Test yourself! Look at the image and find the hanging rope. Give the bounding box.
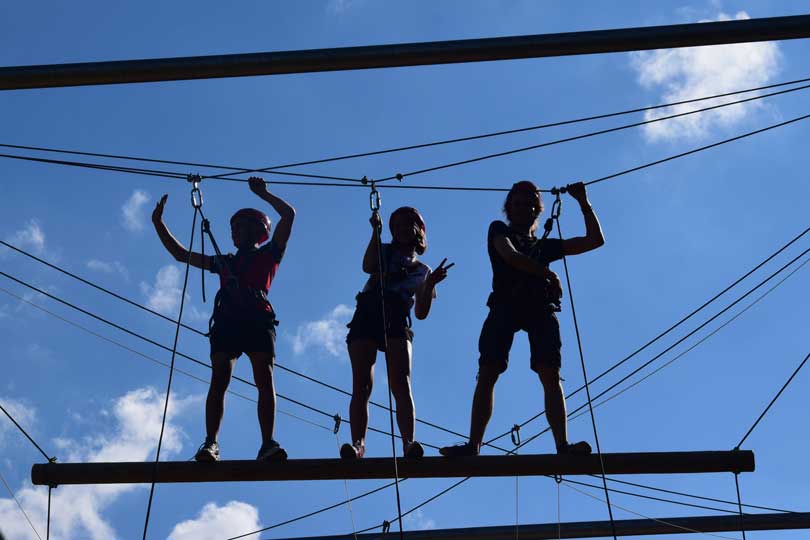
[552,189,617,539]
[734,472,747,540]
[556,474,562,540]
[46,486,52,540]
[141,178,200,540]
[368,181,405,540]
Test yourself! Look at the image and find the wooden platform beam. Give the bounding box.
[282,511,810,540]
[2,15,810,90]
[31,450,753,486]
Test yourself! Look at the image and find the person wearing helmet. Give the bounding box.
[341,207,452,460]
[439,181,604,458]
[151,176,295,462]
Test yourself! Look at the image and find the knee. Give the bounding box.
[389,374,412,400]
[476,364,500,389]
[353,378,373,400]
[538,368,561,389]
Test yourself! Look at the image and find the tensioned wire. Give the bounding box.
[348,241,809,537]
[0,468,43,540]
[0,238,495,450]
[3,108,810,197]
[4,75,807,181]
[2,243,802,535]
[0,285,337,434]
[484,225,809,445]
[141,205,198,539]
[0,269,437,449]
[2,80,810,194]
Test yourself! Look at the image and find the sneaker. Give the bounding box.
[195,440,220,462]
[257,440,288,462]
[340,440,365,460]
[557,441,592,455]
[439,442,478,457]
[404,440,424,459]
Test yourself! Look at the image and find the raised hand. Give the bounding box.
[248,176,269,197]
[369,211,382,231]
[427,257,454,286]
[565,181,588,204]
[152,194,168,224]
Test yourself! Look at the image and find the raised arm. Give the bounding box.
[361,212,382,274]
[151,194,211,270]
[492,234,558,281]
[249,177,296,252]
[560,182,605,256]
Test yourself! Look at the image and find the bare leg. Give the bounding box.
[247,352,276,445]
[386,338,414,450]
[469,363,501,451]
[537,366,568,449]
[206,352,238,441]
[348,339,377,446]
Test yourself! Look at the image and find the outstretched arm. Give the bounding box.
[151,194,211,270]
[414,258,452,320]
[560,182,605,256]
[361,212,382,274]
[249,177,296,252]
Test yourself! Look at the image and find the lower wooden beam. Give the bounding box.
[31,450,753,486]
[284,511,810,540]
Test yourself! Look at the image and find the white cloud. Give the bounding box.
[403,509,436,530]
[288,304,353,358]
[0,387,200,540]
[168,501,262,540]
[86,259,130,282]
[141,264,182,316]
[3,220,45,255]
[121,189,150,232]
[0,396,37,448]
[631,11,782,142]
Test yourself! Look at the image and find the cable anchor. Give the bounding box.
[510,424,521,446]
[188,174,203,209]
[333,413,342,434]
[381,520,391,536]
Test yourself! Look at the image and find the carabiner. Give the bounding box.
[188,174,203,209]
[510,424,521,446]
[369,181,381,212]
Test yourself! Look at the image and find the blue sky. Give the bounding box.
[1,1,809,539]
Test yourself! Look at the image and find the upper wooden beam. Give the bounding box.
[283,511,810,540]
[31,450,754,486]
[2,15,810,90]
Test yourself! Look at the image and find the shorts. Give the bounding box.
[346,291,413,352]
[209,313,277,360]
[478,293,561,374]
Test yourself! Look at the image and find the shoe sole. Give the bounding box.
[340,444,360,460]
[405,444,424,459]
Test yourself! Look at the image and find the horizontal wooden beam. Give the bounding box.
[284,511,810,540]
[2,15,810,90]
[31,450,753,486]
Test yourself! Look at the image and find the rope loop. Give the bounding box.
[510,424,521,446]
[333,413,342,434]
[554,474,563,484]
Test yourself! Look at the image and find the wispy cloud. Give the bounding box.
[121,189,150,232]
[3,220,45,255]
[86,259,130,282]
[0,387,200,540]
[0,396,36,448]
[404,509,436,530]
[287,304,353,358]
[168,501,262,540]
[631,11,782,142]
[140,264,183,315]
[326,0,363,14]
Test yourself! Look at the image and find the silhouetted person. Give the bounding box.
[152,177,295,462]
[342,207,451,459]
[440,181,604,457]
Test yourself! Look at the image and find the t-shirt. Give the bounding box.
[361,243,433,310]
[487,220,563,303]
[209,241,285,313]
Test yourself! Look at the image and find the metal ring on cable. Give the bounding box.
[188,174,203,209]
